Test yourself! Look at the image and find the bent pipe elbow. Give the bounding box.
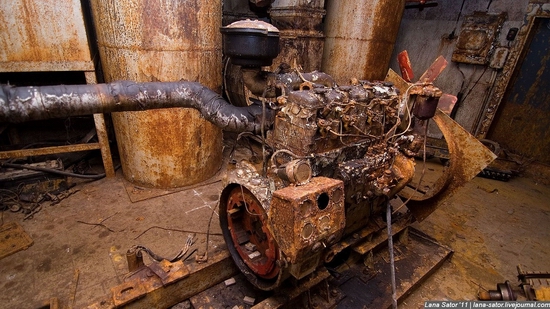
[0,81,270,134]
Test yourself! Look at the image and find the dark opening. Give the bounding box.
[317,192,330,210]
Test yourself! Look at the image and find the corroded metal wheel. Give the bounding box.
[219,185,282,290]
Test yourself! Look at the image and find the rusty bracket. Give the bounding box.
[88,249,238,309]
[111,259,190,307]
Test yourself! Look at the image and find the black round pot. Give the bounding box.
[221,22,280,67]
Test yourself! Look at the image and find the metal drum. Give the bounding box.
[90,0,223,188]
[321,0,405,84]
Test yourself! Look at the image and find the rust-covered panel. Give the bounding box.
[268,177,345,264]
[451,12,507,65]
[0,0,93,72]
[488,17,550,165]
[322,0,406,84]
[270,3,326,72]
[90,0,223,188]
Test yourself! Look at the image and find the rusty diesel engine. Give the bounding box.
[214,19,496,291]
[219,78,420,290]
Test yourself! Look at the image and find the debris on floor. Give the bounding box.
[0,221,33,259]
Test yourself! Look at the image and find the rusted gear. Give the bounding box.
[220,185,281,289]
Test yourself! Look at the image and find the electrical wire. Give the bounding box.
[393,120,430,214]
[260,87,269,176]
[328,129,377,139]
[391,84,416,139]
[223,57,233,106]
[449,0,468,38]
[203,202,218,259]
[269,149,309,169]
[0,188,19,213]
[133,234,195,262]
[387,199,398,309]
[239,184,261,217]
[461,66,489,105]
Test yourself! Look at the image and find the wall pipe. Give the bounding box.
[0,81,270,133]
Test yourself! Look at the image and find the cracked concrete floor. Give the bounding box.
[0,160,549,309]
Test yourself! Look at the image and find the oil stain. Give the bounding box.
[36,258,51,272]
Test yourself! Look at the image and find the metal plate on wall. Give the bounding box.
[452,12,507,65]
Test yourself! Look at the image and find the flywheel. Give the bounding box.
[219,185,282,290]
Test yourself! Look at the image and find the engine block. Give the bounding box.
[219,78,421,289]
[268,81,400,156]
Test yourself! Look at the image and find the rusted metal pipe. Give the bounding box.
[241,69,337,97]
[0,81,271,133]
[126,248,145,272]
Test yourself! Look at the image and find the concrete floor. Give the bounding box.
[0,158,549,309]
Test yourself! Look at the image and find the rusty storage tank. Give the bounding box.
[321,0,405,84]
[269,0,325,71]
[89,0,223,188]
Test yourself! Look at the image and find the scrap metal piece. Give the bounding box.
[451,12,507,65]
[243,296,255,305]
[224,277,237,286]
[517,265,550,301]
[88,250,238,309]
[478,281,517,301]
[437,93,458,116]
[0,222,33,259]
[111,259,190,307]
[401,109,497,221]
[419,55,447,83]
[126,248,144,273]
[268,177,345,266]
[397,50,414,82]
[251,268,332,309]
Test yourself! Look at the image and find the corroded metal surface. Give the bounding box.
[0,81,270,133]
[418,55,448,83]
[270,0,326,71]
[486,17,550,165]
[268,81,400,156]
[322,0,406,84]
[0,143,100,160]
[87,250,239,309]
[92,114,115,178]
[219,77,419,290]
[476,5,550,139]
[89,0,223,89]
[111,260,190,307]
[269,177,345,266]
[112,109,222,188]
[402,109,497,221]
[226,186,280,279]
[397,50,414,82]
[89,0,223,188]
[451,12,507,65]
[0,0,93,72]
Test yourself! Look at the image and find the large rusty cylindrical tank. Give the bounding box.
[269,0,325,72]
[321,0,405,84]
[89,0,223,188]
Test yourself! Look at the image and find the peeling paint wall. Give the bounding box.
[487,16,550,164]
[390,0,531,138]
